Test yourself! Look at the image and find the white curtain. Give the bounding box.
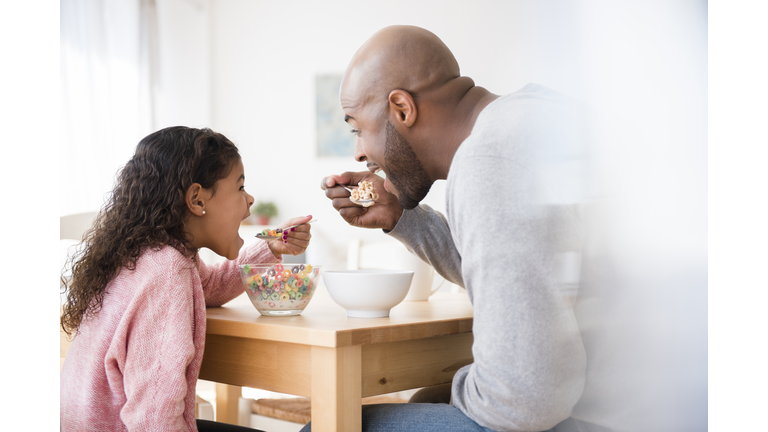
[60,0,158,216]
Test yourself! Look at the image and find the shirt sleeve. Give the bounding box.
[447,154,587,431]
[118,260,197,431]
[197,240,282,307]
[387,204,465,288]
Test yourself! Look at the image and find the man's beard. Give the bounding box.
[384,121,433,210]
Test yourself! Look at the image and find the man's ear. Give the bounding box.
[388,89,417,127]
[186,183,206,216]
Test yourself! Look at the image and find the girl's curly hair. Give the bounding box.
[61,126,241,336]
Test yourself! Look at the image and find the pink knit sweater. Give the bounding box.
[60,242,280,431]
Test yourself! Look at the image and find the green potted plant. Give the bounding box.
[253,201,278,225]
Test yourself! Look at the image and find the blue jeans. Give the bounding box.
[299,403,494,432]
[298,403,610,432]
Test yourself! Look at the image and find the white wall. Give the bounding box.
[207,0,592,269]
[155,0,212,129]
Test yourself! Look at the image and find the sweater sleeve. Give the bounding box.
[197,240,282,307]
[117,257,197,431]
[387,204,465,287]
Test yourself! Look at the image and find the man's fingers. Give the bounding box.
[320,176,335,190]
[338,205,367,222]
[320,174,354,191]
[325,185,353,202]
[331,195,366,212]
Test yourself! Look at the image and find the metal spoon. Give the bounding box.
[341,186,376,206]
[254,220,317,241]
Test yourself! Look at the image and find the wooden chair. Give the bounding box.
[243,394,408,431]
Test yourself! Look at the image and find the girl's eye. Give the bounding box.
[350,129,360,135]
[240,185,246,191]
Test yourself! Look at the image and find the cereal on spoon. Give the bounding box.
[350,180,379,207]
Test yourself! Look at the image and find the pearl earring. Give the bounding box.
[202,210,206,215]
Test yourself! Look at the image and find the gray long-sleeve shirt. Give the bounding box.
[388,84,590,431]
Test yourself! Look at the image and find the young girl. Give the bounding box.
[60,126,312,432]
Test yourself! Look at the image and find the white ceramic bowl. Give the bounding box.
[322,270,414,318]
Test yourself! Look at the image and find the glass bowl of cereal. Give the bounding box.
[239,263,322,316]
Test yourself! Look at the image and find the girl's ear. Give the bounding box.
[186,183,206,216]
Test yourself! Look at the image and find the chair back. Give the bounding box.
[60,212,99,306]
[60,211,99,240]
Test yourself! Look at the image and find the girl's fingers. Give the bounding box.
[280,228,311,255]
[283,236,310,248]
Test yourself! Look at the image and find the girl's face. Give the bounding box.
[200,159,254,260]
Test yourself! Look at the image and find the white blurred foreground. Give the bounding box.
[565,2,706,431]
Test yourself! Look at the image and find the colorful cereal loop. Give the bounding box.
[270,292,280,301]
[243,264,251,273]
[276,274,283,282]
[305,264,313,273]
[296,279,304,288]
[283,269,291,279]
[268,302,275,308]
[295,292,303,300]
[275,264,284,273]
[279,293,290,302]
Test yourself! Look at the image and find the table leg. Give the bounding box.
[215,383,242,425]
[311,345,362,431]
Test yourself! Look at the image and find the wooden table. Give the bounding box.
[199,285,474,431]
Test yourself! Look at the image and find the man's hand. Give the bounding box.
[266,215,313,258]
[320,171,403,231]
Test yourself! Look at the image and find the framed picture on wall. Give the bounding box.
[316,74,356,157]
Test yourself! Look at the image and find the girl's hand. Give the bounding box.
[266,215,313,258]
[321,172,404,231]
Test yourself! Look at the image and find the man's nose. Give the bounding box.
[354,139,367,162]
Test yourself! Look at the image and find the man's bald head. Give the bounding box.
[341,25,460,110]
[338,26,497,198]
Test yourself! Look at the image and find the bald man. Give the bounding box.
[316,26,601,432]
